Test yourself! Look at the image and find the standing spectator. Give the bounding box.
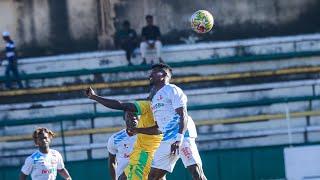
[115,20,138,66]
[140,15,164,65]
[1,31,23,89]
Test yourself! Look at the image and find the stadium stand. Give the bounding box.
[1,34,320,179]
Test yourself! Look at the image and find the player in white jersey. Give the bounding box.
[20,127,71,180]
[107,111,138,180]
[148,63,207,180]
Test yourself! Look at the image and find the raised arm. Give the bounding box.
[132,125,162,135]
[86,87,137,112]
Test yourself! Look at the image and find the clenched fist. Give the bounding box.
[85,87,96,99]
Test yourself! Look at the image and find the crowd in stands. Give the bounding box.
[115,15,163,65]
[1,14,163,90]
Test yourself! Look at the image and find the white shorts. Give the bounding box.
[151,137,202,173]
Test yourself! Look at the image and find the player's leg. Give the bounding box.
[187,164,207,180]
[180,137,207,180]
[148,167,167,180]
[118,172,127,180]
[149,142,179,180]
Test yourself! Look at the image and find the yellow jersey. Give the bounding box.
[125,101,163,180]
[133,100,163,151]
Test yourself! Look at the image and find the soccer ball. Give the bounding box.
[191,10,214,33]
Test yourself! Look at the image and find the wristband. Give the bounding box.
[176,133,184,142]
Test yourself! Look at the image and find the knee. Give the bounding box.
[148,169,166,180]
[155,41,162,48]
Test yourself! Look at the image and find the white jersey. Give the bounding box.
[21,149,65,180]
[107,129,137,179]
[151,84,197,142]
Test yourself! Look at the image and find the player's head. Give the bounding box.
[145,15,153,25]
[149,63,172,85]
[32,127,55,148]
[2,31,10,41]
[122,20,130,29]
[123,111,138,130]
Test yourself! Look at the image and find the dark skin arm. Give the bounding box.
[86,87,137,112]
[108,153,117,180]
[131,125,162,135]
[19,172,28,180]
[171,107,188,155]
[57,168,72,180]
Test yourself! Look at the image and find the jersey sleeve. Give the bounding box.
[21,156,33,175]
[170,86,187,109]
[107,135,117,155]
[56,151,65,170]
[134,101,150,115]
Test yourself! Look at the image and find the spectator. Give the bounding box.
[1,31,23,89]
[115,20,138,66]
[140,15,164,65]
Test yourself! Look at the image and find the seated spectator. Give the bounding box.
[114,20,138,66]
[1,31,23,89]
[140,15,163,64]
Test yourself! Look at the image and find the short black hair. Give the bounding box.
[152,63,173,76]
[145,15,153,20]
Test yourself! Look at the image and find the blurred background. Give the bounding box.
[1,0,320,179]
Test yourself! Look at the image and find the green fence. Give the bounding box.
[0,145,286,180]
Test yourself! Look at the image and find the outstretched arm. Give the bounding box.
[132,125,162,135]
[86,87,137,112]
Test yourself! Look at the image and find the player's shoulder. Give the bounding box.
[49,149,62,156]
[112,129,127,137]
[164,84,183,92]
[29,150,42,160]
[136,100,151,107]
[110,129,129,145]
[165,83,181,89]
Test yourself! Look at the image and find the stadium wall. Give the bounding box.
[0,144,287,180]
[0,0,319,57]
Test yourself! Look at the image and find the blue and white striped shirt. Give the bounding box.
[5,41,16,58]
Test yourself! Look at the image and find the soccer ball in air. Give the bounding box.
[190,10,214,33]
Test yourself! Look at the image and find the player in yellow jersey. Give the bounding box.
[86,87,163,180]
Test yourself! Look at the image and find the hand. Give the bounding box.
[85,87,96,99]
[127,120,138,132]
[127,127,137,134]
[170,141,181,155]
